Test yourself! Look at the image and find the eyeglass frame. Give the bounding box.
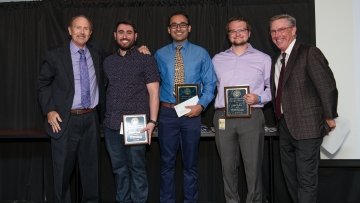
[270,26,294,35]
[169,22,189,30]
[228,28,249,35]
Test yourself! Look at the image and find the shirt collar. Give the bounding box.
[70,40,88,55]
[171,40,189,50]
[116,46,137,57]
[284,39,296,56]
[225,43,255,55]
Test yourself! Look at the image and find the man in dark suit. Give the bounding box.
[37,15,105,203]
[269,14,338,203]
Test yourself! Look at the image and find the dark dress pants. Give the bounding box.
[51,111,100,203]
[158,106,201,203]
[278,117,323,203]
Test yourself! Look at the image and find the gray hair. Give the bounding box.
[269,14,296,27]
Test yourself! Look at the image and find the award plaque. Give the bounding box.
[224,86,251,118]
[123,114,148,145]
[175,84,199,104]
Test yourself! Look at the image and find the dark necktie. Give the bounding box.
[79,49,91,108]
[174,45,185,89]
[275,53,286,120]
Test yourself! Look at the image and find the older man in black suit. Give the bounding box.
[38,15,105,203]
[269,14,338,203]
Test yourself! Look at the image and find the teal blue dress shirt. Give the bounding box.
[154,40,216,108]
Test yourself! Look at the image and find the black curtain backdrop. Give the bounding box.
[4,1,359,203]
[0,0,316,129]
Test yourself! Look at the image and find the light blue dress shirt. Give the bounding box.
[155,40,216,108]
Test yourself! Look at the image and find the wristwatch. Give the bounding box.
[148,119,158,127]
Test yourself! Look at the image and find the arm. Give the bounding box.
[144,81,159,144]
[306,46,338,119]
[307,46,338,131]
[186,52,216,117]
[244,55,272,105]
[197,53,216,109]
[37,51,62,133]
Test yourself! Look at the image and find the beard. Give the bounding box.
[118,39,135,51]
[232,40,247,46]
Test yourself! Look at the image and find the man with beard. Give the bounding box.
[212,17,271,203]
[102,20,160,203]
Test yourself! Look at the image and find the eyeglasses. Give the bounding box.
[228,28,248,35]
[270,26,293,35]
[169,23,189,30]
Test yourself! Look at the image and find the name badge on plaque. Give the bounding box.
[224,86,251,118]
[123,114,148,145]
[175,84,199,104]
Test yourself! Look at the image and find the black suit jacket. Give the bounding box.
[37,43,105,139]
[270,41,338,140]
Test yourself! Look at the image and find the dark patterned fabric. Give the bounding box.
[270,41,338,140]
[103,47,160,130]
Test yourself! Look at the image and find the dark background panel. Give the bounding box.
[0,0,315,129]
[1,0,359,203]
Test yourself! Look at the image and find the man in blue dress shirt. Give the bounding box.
[154,11,216,203]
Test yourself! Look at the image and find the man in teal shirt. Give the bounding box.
[154,11,216,203]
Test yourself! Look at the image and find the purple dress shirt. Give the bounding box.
[70,41,99,109]
[212,43,271,109]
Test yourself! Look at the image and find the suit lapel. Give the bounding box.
[282,41,301,87]
[88,47,100,83]
[62,45,75,89]
[270,55,278,99]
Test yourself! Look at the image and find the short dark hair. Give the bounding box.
[68,15,93,31]
[114,20,137,33]
[269,14,296,27]
[168,11,191,26]
[226,16,251,32]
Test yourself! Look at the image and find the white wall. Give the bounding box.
[316,0,360,159]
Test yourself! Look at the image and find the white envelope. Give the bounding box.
[174,96,199,117]
[321,117,351,155]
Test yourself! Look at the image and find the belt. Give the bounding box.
[70,108,96,115]
[160,102,175,108]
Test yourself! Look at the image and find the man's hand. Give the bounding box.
[47,111,62,133]
[138,45,151,55]
[184,104,203,118]
[142,122,156,145]
[244,93,260,105]
[326,119,336,131]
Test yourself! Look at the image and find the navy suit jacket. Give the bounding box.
[37,43,105,139]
